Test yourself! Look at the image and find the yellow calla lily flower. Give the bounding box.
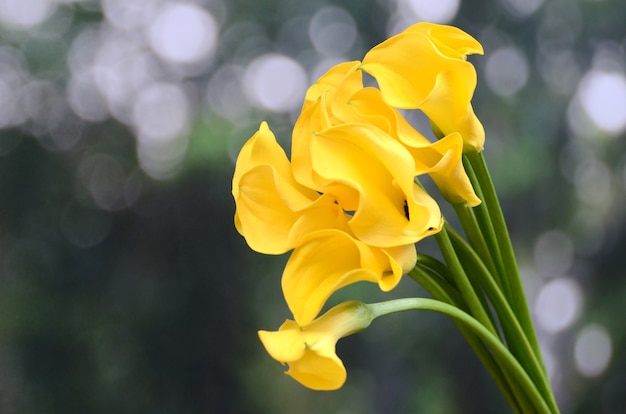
[295,61,481,207]
[234,122,418,326]
[361,22,485,152]
[258,300,373,391]
[410,22,484,58]
[348,87,481,207]
[295,67,446,242]
[308,122,443,247]
[302,60,362,113]
[233,122,347,254]
[402,132,482,207]
[282,229,416,325]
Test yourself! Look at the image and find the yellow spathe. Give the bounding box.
[258,301,373,391]
[232,122,345,254]
[361,22,485,152]
[282,230,416,325]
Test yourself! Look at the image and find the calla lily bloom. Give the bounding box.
[400,131,482,207]
[234,122,418,325]
[295,67,445,245]
[294,61,480,207]
[301,60,362,114]
[307,122,443,247]
[361,22,485,152]
[345,87,481,207]
[233,122,347,254]
[258,300,373,391]
[282,229,416,325]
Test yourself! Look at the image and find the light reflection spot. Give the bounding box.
[148,3,218,64]
[132,83,190,143]
[400,0,460,24]
[573,157,612,209]
[578,70,626,135]
[243,54,307,113]
[533,230,574,278]
[67,71,109,122]
[485,47,529,97]
[308,6,357,56]
[80,154,127,211]
[534,277,583,333]
[0,0,55,30]
[206,64,250,119]
[102,0,158,31]
[575,324,612,378]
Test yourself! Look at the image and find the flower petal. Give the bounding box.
[233,122,308,200]
[381,243,417,290]
[310,123,442,247]
[282,229,414,325]
[406,132,481,207]
[361,30,446,108]
[282,230,380,325]
[233,122,344,254]
[259,301,374,391]
[348,87,432,147]
[292,65,363,191]
[421,71,485,152]
[291,100,330,190]
[258,321,305,363]
[407,22,483,58]
[303,61,362,111]
[258,320,347,391]
[286,347,346,391]
[361,23,484,151]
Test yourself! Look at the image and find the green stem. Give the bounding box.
[453,203,498,280]
[409,266,524,413]
[435,226,498,337]
[466,151,545,372]
[367,298,553,413]
[409,265,465,310]
[462,156,510,298]
[416,253,456,287]
[446,226,560,413]
[416,253,497,338]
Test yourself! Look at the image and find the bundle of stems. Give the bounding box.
[383,151,559,413]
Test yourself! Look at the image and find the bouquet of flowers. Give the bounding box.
[232,22,559,413]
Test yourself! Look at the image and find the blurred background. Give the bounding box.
[0,0,624,412]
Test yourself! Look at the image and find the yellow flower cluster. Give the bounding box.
[232,22,484,390]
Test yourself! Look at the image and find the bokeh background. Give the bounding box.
[0,0,625,412]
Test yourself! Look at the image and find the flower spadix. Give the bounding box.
[258,300,373,391]
[361,22,485,152]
